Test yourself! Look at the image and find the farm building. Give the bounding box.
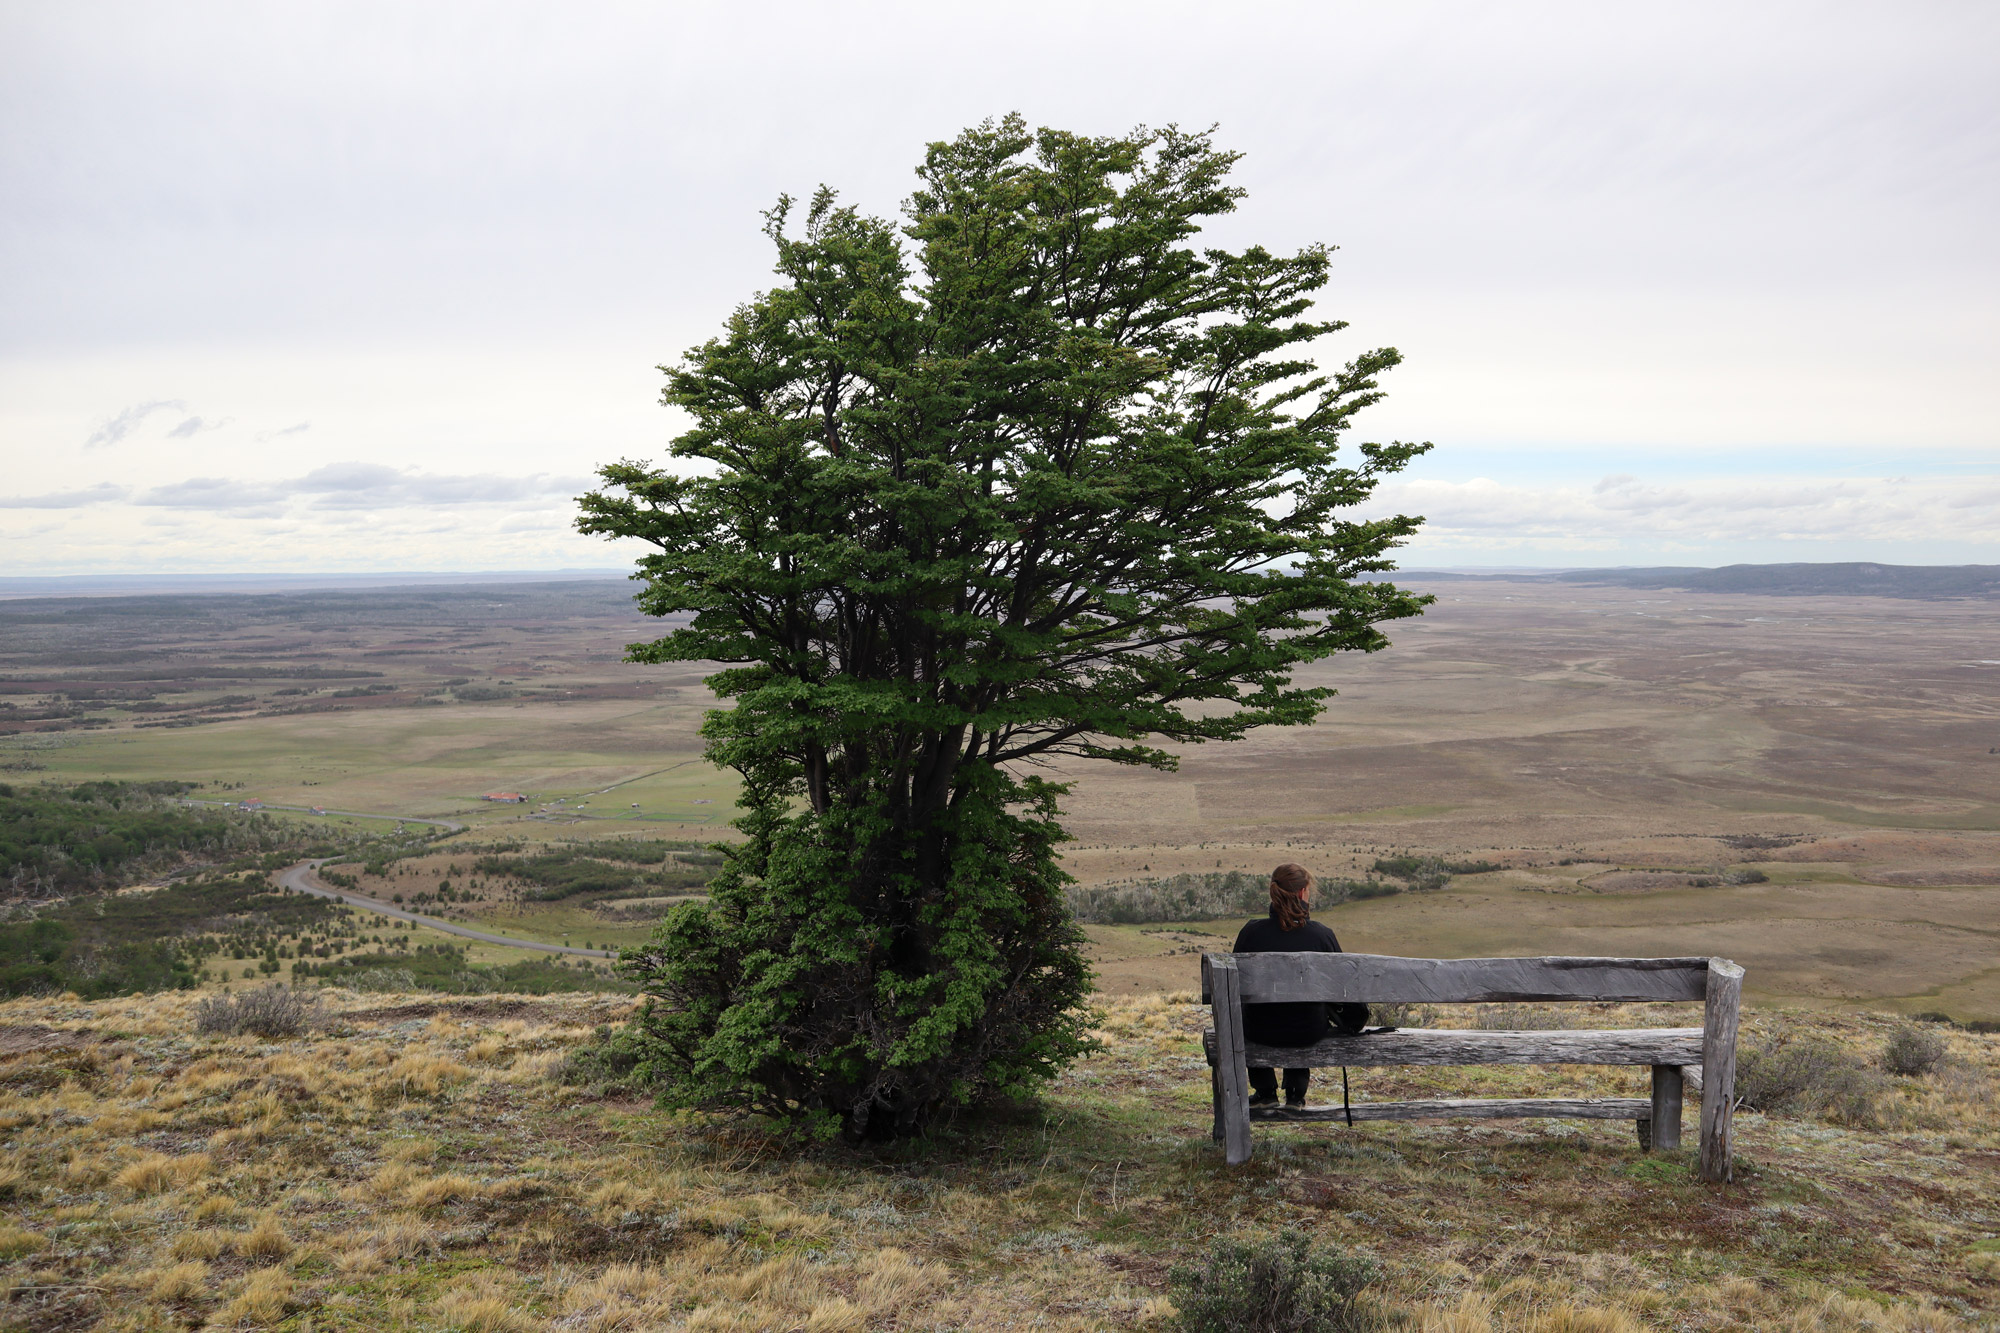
[482,792,528,803]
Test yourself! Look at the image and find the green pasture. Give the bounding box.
[0,698,741,827]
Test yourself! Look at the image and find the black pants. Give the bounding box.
[1249,1067,1310,1101]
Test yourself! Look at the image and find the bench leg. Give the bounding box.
[1210,1061,1224,1143]
[1210,956,1253,1164]
[1648,1065,1683,1152]
[1699,959,1743,1182]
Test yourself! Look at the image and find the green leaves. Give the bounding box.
[584,117,1429,1137]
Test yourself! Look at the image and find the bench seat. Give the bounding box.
[1201,1027,1704,1069]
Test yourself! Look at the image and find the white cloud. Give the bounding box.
[165,414,231,438]
[1373,473,2000,551]
[0,482,129,508]
[128,462,587,511]
[84,400,184,448]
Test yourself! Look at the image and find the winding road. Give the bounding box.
[277,859,616,959]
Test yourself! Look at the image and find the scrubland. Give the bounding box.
[2,990,1996,1331]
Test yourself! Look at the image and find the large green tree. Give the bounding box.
[578,116,1430,1140]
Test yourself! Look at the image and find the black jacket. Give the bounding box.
[1232,909,1370,1047]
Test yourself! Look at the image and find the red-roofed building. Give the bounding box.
[482,792,528,803]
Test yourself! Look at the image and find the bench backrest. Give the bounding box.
[1202,953,1713,1005]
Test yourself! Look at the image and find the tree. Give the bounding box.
[578,116,1431,1140]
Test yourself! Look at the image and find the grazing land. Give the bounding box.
[0,989,1994,1329]
[4,575,1999,1020]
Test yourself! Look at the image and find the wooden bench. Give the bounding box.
[1201,952,1743,1181]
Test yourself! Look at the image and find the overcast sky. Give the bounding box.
[3,0,1996,576]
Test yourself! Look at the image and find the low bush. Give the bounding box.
[347,967,419,993]
[470,850,712,901]
[193,984,322,1038]
[1882,1023,1948,1077]
[1368,1002,1436,1029]
[1168,1232,1378,1333]
[1066,872,1270,925]
[1369,855,1502,892]
[1735,1022,1885,1126]
[1471,1003,1579,1031]
[560,1022,654,1092]
[307,946,635,995]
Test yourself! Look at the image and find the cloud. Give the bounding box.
[255,422,311,441]
[1370,473,2000,549]
[133,476,281,509]
[0,483,130,509]
[129,462,588,511]
[85,400,185,448]
[165,414,232,438]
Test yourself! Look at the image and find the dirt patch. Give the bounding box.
[1098,1250,1173,1289]
[0,1024,91,1058]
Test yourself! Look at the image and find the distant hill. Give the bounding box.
[1398,562,2000,599]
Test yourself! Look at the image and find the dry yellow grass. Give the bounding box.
[1,986,1995,1331]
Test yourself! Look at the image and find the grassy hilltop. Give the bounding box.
[2,989,1995,1331]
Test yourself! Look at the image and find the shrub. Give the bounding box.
[560,1022,653,1092]
[1735,1022,1885,1125]
[1368,1002,1435,1029]
[348,967,419,993]
[1882,1023,1948,1077]
[193,984,321,1038]
[1169,1232,1378,1333]
[1472,1003,1578,1031]
[1067,872,1270,925]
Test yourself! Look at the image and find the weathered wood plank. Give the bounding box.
[1227,953,1711,1004]
[1246,1097,1651,1123]
[1239,1028,1702,1069]
[1699,958,1743,1183]
[1649,1065,1684,1153]
[1210,955,1254,1165]
[1202,1028,1704,1068]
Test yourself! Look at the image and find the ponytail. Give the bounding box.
[1269,863,1312,932]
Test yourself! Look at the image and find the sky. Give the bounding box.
[2,0,1996,576]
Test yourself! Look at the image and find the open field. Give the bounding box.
[5,576,1999,1018]
[1,988,1996,1330]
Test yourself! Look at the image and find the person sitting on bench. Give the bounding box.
[1232,863,1371,1107]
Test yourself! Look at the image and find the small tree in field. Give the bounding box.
[578,116,1430,1140]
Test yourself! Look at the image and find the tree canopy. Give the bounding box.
[579,116,1430,1139]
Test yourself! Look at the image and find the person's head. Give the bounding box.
[1270,863,1312,931]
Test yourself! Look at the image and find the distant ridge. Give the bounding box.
[0,569,628,600]
[1398,562,2000,600]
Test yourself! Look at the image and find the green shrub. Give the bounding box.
[561,1022,653,1092]
[1169,1232,1378,1333]
[1882,1023,1948,1077]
